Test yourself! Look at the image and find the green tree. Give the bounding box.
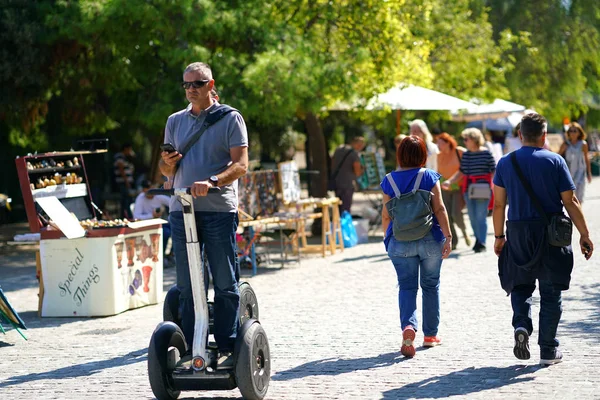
[242,0,434,196]
[424,0,511,102]
[486,0,600,125]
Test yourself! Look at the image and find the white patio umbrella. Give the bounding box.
[452,99,526,122]
[366,85,479,136]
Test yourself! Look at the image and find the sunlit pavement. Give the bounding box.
[1,182,599,399]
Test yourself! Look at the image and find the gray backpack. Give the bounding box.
[385,168,434,241]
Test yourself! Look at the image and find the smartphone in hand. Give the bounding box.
[160,143,177,153]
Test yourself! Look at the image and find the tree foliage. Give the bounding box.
[486,0,600,123]
[2,0,600,200]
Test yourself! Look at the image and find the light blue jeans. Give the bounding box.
[387,232,444,336]
[464,194,489,245]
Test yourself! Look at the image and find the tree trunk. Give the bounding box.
[304,111,328,198]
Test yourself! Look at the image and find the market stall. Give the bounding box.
[236,164,344,275]
[15,151,164,317]
[356,151,386,231]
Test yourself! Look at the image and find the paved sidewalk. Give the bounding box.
[1,183,600,399]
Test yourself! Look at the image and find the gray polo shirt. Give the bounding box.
[164,101,248,212]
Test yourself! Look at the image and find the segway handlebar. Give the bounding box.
[147,187,220,196]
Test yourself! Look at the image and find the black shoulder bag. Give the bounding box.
[328,148,354,191]
[179,104,238,156]
[164,104,238,188]
[510,152,572,247]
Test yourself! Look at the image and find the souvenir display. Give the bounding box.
[238,170,280,218]
[278,161,301,204]
[80,218,129,229]
[358,152,387,190]
[15,150,164,317]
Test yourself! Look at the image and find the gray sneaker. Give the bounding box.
[217,352,234,370]
[540,348,563,366]
[513,327,531,360]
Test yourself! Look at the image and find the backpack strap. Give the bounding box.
[411,168,426,193]
[386,173,402,197]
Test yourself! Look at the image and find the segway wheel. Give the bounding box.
[163,285,181,327]
[235,322,270,400]
[148,323,185,400]
[239,282,259,325]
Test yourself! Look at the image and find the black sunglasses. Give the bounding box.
[181,80,209,90]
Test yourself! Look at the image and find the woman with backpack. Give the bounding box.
[381,136,453,358]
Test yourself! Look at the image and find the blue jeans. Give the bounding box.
[162,223,171,254]
[464,194,488,245]
[387,232,444,336]
[169,211,240,352]
[511,280,562,355]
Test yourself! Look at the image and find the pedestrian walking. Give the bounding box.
[559,122,592,202]
[409,119,440,171]
[330,136,366,213]
[493,113,594,366]
[381,136,452,358]
[443,128,496,252]
[436,133,471,249]
[159,61,248,370]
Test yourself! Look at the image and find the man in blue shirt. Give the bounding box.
[493,113,593,366]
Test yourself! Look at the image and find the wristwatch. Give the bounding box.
[209,175,219,187]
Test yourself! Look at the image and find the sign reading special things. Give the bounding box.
[39,228,163,317]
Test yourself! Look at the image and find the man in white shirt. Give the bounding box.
[133,180,172,264]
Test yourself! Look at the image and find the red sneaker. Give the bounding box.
[423,336,442,347]
[401,326,416,357]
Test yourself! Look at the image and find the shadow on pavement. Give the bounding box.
[0,268,38,293]
[334,253,389,264]
[381,365,540,399]
[272,352,407,381]
[0,347,148,388]
[563,282,600,342]
[179,397,241,400]
[14,310,91,330]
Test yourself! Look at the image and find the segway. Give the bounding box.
[147,187,270,400]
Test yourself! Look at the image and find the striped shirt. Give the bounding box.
[113,152,135,185]
[460,150,496,178]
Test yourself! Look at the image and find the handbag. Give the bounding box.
[510,152,572,247]
[467,182,491,200]
[328,148,354,191]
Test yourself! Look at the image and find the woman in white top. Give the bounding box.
[504,124,523,154]
[409,119,439,171]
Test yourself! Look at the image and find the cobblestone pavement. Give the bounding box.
[1,184,600,400]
